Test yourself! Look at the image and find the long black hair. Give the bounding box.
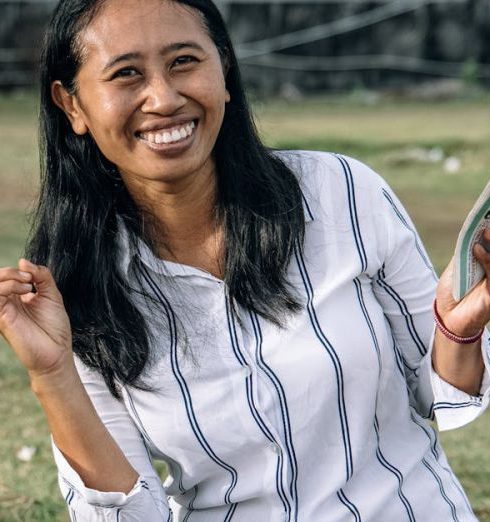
[27,0,305,397]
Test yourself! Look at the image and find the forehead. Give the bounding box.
[79,0,211,60]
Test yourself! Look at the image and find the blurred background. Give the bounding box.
[1,0,490,520]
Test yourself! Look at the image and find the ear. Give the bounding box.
[225,88,230,103]
[51,81,89,135]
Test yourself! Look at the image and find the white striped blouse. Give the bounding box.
[53,151,490,521]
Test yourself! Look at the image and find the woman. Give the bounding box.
[1,0,489,520]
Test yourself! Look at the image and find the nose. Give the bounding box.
[140,75,187,115]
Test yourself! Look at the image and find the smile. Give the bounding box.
[137,120,196,145]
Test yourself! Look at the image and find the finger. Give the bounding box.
[473,241,490,265]
[0,267,32,284]
[479,227,490,252]
[0,280,35,297]
[473,242,490,286]
[20,292,37,304]
[17,259,62,302]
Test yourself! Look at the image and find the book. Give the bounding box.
[453,181,490,300]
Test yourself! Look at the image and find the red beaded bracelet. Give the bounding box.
[433,300,484,344]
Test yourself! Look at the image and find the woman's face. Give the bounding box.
[54,0,230,191]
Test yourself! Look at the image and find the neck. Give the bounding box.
[122,163,224,278]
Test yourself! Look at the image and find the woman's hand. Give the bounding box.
[0,259,72,378]
[436,228,490,337]
[1,261,139,493]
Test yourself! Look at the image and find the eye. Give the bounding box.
[172,55,198,68]
[111,67,140,80]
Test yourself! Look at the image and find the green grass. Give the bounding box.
[1,91,490,520]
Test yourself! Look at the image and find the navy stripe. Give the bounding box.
[335,154,368,272]
[341,160,415,519]
[427,403,436,421]
[422,458,459,522]
[374,417,416,522]
[224,502,238,521]
[408,405,470,516]
[183,485,198,522]
[126,390,186,494]
[294,243,354,481]
[390,333,406,377]
[116,508,121,522]
[167,509,173,522]
[412,411,439,460]
[125,392,155,447]
[433,401,482,410]
[226,303,291,518]
[378,272,464,512]
[70,508,78,522]
[61,478,77,492]
[353,278,381,366]
[139,263,238,511]
[381,188,436,279]
[337,489,361,522]
[390,332,417,374]
[375,274,427,356]
[64,488,73,504]
[301,192,315,221]
[250,312,299,521]
[354,278,415,522]
[447,474,473,514]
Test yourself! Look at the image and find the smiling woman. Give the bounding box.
[1,0,490,521]
[51,1,230,193]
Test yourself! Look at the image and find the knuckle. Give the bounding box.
[0,281,14,294]
[39,265,53,278]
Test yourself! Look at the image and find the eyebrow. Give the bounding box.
[102,42,205,72]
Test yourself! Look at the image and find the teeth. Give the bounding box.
[139,121,196,145]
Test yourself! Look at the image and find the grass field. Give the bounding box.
[0,91,490,521]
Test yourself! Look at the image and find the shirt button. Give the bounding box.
[241,366,252,378]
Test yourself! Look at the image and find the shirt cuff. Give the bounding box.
[52,437,146,507]
[430,327,490,431]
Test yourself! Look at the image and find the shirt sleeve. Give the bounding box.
[427,327,490,430]
[370,174,490,428]
[52,357,172,521]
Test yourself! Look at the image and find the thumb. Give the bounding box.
[18,259,63,303]
[436,256,456,312]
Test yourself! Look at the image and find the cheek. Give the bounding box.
[199,86,228,131]
[184,71,228,115]
[86,99,135,146]
[85,88,135,132]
